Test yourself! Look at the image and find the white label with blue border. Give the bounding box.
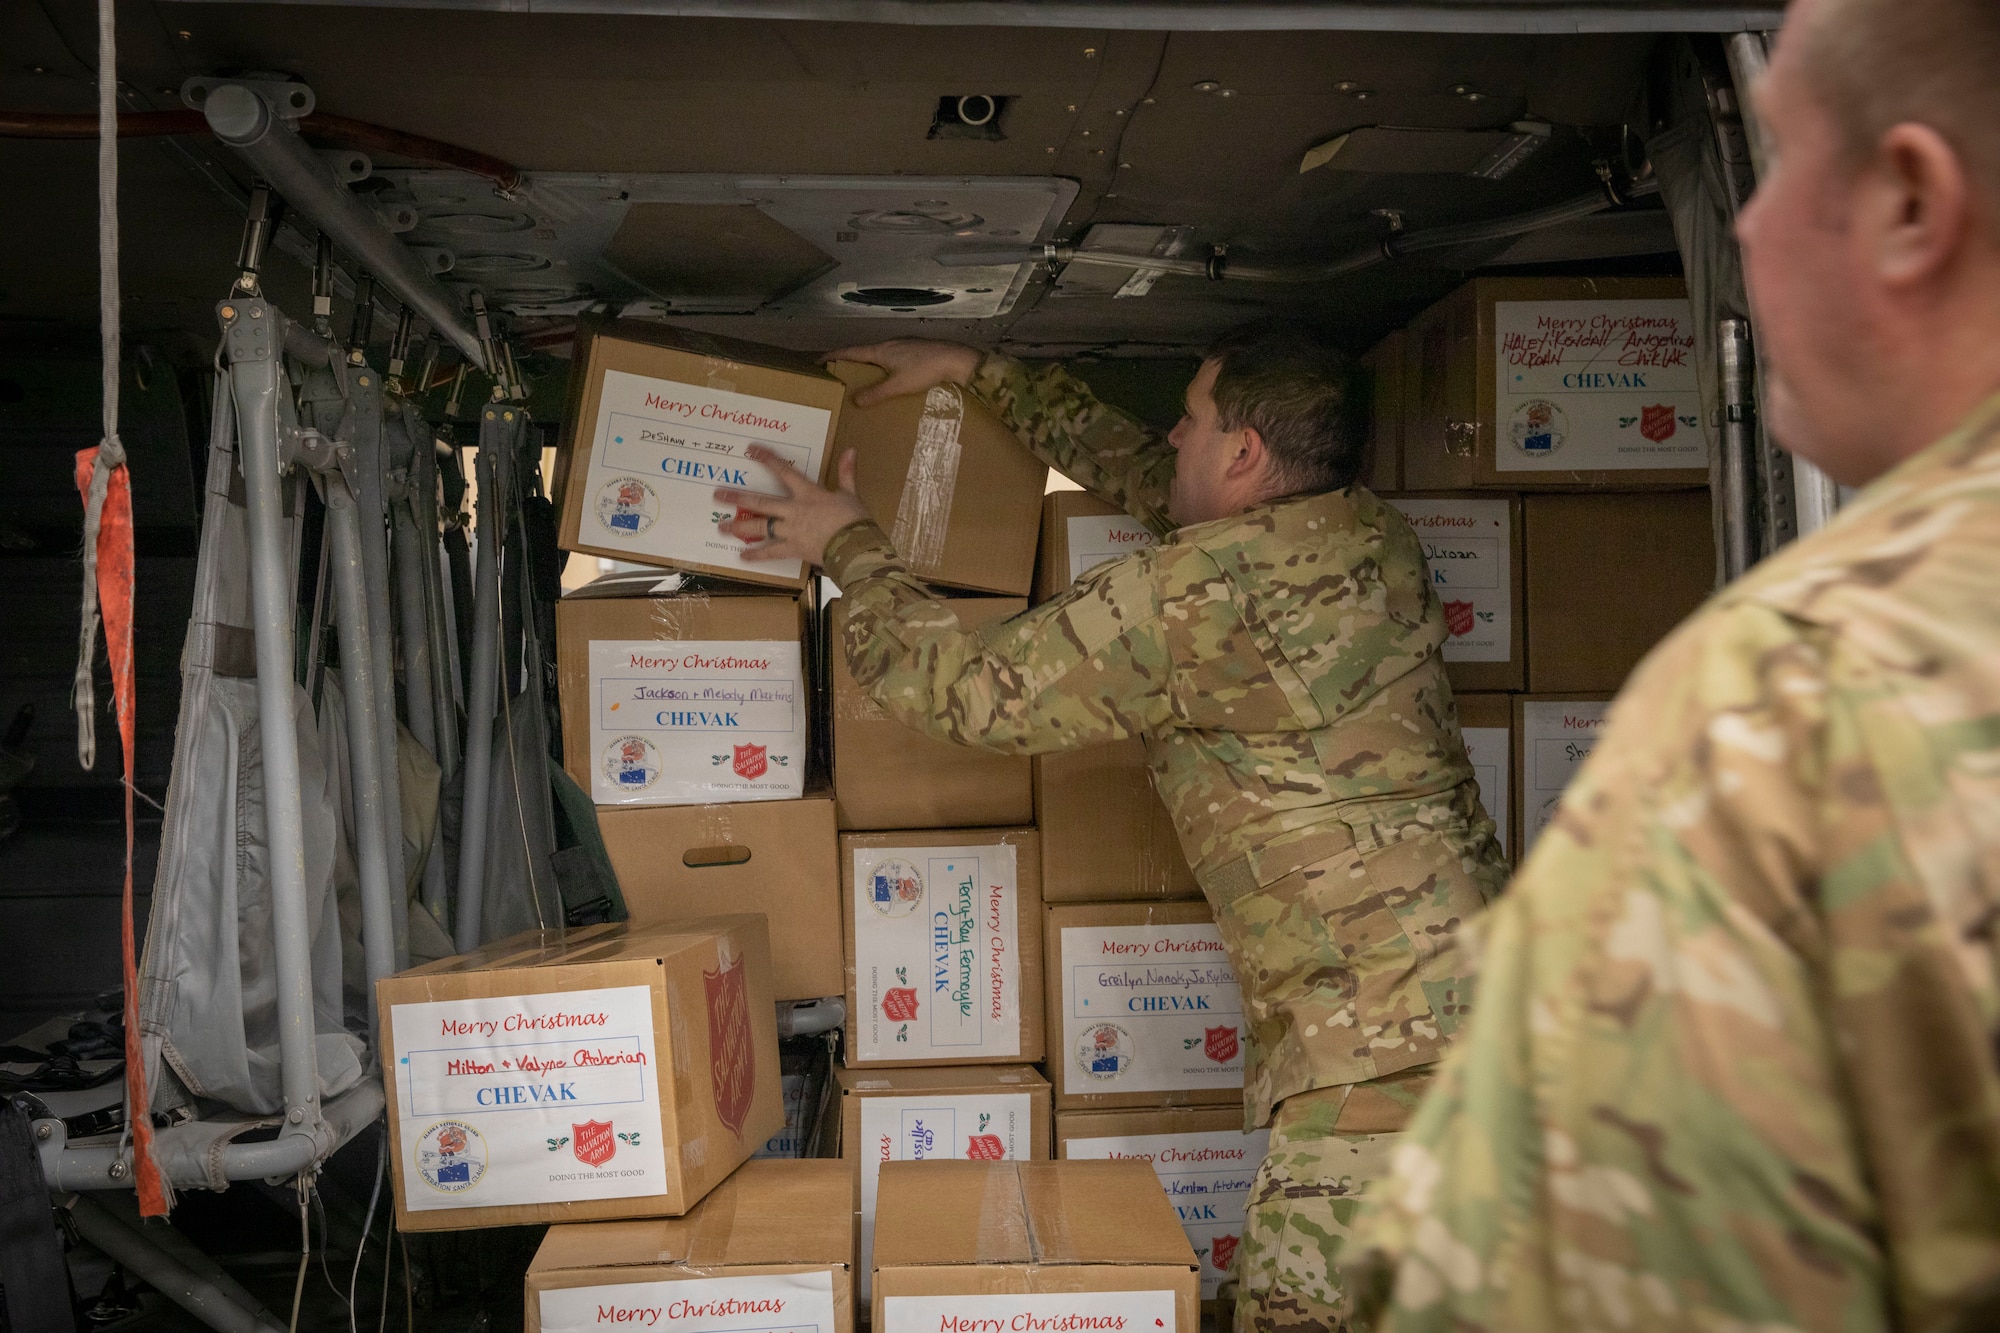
[1064,1127,1270,1300]
[587,638,805,805]
[1059,923,1244,1097]
[1494,298,1703,472]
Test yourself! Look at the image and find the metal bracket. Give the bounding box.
[183,75,314,120]
[218,298,278,363]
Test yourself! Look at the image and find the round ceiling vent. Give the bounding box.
[423,211,533,235]
[452,253,550,274]
[839,287,956,309]
[848,209,986,234]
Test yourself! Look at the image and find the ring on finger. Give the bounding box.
[765,515,778,541]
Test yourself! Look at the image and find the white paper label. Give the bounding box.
[581,367,833,580]
[850,844,1022,1063]
[1065,1128,1269,1299]
[538,1271,838,1333]
[883,1291,1176,1333]
[1058,924,1243,1096]
[751,1070,807,1160]
[391,986,666,1212]
[1388,498,1511,663]
[1520,700,1608,853]
[1065,514,1157,585]
[587,638,805,805]
[1493,299,1703,473]
[1461,726,1510,858]
[857,1092,1031,1301]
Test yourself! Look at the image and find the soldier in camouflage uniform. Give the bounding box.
[714,326,1509,1330]
[1341,1,2000,1328]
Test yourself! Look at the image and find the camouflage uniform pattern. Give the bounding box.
[825,352,1509,1127]
[1344,398,2000,1333]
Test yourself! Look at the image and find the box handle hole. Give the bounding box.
[683,844,751,868]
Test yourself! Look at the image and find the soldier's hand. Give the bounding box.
[823,339,982,408]
[715,445,869,567]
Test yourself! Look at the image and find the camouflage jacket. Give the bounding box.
[1346,398,2000,1332]
[825,353,1507,1124]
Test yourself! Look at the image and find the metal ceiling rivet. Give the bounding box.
[1081,129,1091,137]
[1045,147,1056,154]
[1066,104,1078,113]
[1083,47,1097,57]
[1193,80,1219,93]
[1334,81,1359,93]
[1142,97,1156,104]
[1113,109,1126,116]
[1119,162,1133,169]
[1216,89,1236,98]
[177,30,191,39]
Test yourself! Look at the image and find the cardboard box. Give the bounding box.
[555,320,846,590]
[1055,1107,1269,1303]
[598,793,840,1001]
[525,1160,855,1333]
[1032,491,1161,604]
[871,1160,1201,1332]
[557,578,810,806]
[1515,695,1614,857]
[1524,491,1715,692]
[828,361,1046,597]
[831,1064,1052,1304]
[1045,903,1242,1112]
[1383,493,1524,693]
[377,918,783,1231]
[1360,330,1404,493]
[829,597,1033,830]
[1455,693,1514,863]
[841,828,1045,1067]
[1401,277,1708,489]
[1034,745,1201,903]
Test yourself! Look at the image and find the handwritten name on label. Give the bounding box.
[1494,299,1703,473]
[1065,1128,1270,1300]
[1520,699,1609,854]
[588,638,806,806]
[1062,924,1244,1096]
[538,1271,836,1333]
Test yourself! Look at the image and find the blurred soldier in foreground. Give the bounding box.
[1343,0,2000,1328]
[715,326,1508,1329]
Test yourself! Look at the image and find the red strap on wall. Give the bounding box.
[74,445,167,1216]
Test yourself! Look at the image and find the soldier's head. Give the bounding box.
[1738,0,2000,484]
[1166,322,1365,525]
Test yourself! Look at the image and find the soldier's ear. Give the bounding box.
[1226,425,1267,478]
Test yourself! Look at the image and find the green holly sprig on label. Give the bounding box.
[546,1136,570,1152]
[617,1131,641,1146]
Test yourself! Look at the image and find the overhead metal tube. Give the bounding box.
[220,300,322,1134]
[1719,319,1758,580]
[323,471,400,999]
[453,408,508,951]
[201,84,484,363]
[65,1195,286,1333]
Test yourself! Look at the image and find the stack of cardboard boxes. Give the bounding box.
[1368,276,1717,861]
[372,280,1716,1328]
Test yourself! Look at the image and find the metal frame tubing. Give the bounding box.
[390,406,453,919]
[1718,318,1758,581]
[66,1195,285,1333]
[453,406,510,951]
[323,469,401,997]
[201,84,484,364]
[220,300,323,1137]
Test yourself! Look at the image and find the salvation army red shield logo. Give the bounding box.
[1210,1233,1241,1274]
[732,743,768,781]
[965,1134,1006,1160]
[882,987,920,1023]
[1442,599,1476,638]
[704,949,757,1137]
[572,1119,616,1168]
[1204,1025,1240,1064]
[1640,404,1678,443]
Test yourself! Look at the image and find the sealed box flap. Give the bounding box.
[1019,1160,1194,1267]
[392,917,761,978]
[874,1160,1032,1268]
[682,1160,853,1268]
[836,1064,1049,1095]
[557,589,802,642]
[582,316,842,388]
[530,1217,685,1275]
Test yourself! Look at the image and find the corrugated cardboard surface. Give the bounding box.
[1401,276,1707,490]
[1513,693,1615,857]
[1032,490,1164,605]
[1053,1105,1245,1151]
[555,587,809,807]
[554,319,847,590]
[1043,902,1239,1113]
[1034,742,1200,902]
[840,827,1046,1066]
[1382,491,1524,693]
[871,1161,1199,1327]
[827,361,1045,597]
[829,597,1033,830]
[1524,490,1715,692]
[526,1160,855,1333]
[598,793,840,1001]
[831,1064,1052,1171]
[377,918,784,1231]
[1360,330,1404,493]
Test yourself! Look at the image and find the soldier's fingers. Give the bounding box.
[713,487,776,514]
[717,513,774,542]
[835,448,859,496]
[822,342,898,365]
[743,444,802,492]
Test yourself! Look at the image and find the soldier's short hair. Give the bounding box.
[1799,0,2000,228]
[1203,323,1366,495]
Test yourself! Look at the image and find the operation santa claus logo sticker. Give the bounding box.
[603,735,660,792]
[866,859,924,918]
[415,1120,487,1194]
[594,476,659,536]
[1509,399,1566,455]
[1078,1022,1135,1080]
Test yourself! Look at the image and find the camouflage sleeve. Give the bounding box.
[823,515,1183,754]
[967,352,1178,534]
[1344,594,2000,1332]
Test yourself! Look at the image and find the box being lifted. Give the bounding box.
[557,574,810,807]
[828,361,1047,597]
[841,827,1044,1068]
[1401,276,1708,489]
[1046,903,1244,1112]
[871,1160,1201,1332]
[377,918,783,1232]
[526,1160,856,1333]
[556,320,846,591]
